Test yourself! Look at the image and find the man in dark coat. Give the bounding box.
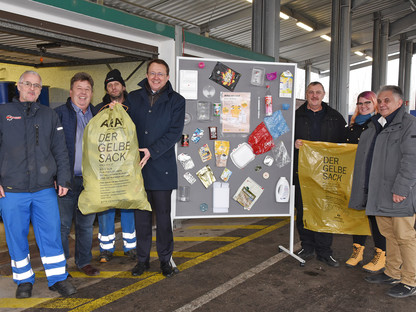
[55,72,100,277]
[126,59,185,277]
[294,81,346,267]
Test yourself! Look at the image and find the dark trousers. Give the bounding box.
[295,174,333,258]
[135,190,173,263]
[352,215,386,250]
[58,176,96,268]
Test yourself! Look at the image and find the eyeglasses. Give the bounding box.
[148,72,167,78]
[357,101,372,106]
[20,81,42,90]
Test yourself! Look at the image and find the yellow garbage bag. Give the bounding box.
[78,103,151,214]
[298,140,370,235]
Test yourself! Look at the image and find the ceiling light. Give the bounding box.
[354,51,364,56]
[280,12,289,20]
[296,22,313,32]
[320,35,331,42]
[365,56,373,61]
[246,0,252,2]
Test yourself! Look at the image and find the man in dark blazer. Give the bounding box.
[126,59,185,277]
[55,72,100,277]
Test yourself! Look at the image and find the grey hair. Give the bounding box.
[378,85,403,101]
[19,71,42,86]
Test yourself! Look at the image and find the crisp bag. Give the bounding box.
[248,122,275,155]
[78,103,151,214]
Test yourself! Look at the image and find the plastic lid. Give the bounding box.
[230,143,255,169]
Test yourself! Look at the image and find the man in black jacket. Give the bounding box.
[0,71,76,298]
[294,81,346,267]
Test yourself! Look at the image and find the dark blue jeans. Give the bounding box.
[58,176,96,268]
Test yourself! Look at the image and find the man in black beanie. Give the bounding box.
[98,69,127,107]
[96,69,137,263]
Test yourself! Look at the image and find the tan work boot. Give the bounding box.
[346,243,364,267]
[363,247,385,273]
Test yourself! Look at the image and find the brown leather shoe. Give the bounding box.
[79,264,100,276]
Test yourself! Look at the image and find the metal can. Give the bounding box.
[181,134,189,147]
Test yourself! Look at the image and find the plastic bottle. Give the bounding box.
[265,85,273,116]
[276,177,289,202]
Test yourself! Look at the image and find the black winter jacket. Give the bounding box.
[0,98,71,192]
[345,120,370,144]
[294,102,347,174]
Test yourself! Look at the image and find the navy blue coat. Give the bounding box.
[0,98,71,192]
[125,79,185,190]
[54,98,99,186]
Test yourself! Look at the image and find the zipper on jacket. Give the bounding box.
[35,124,39,145]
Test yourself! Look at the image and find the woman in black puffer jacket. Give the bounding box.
[345,91,386,273]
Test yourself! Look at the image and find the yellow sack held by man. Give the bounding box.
[298,140,370,235]
[78,103,151,214]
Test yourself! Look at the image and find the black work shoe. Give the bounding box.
[124,249,137,261]
[365,272,401,285]
[16,282,33,299]
[296,248,315,260]
[387,283,416,298]
[132,261,150,276]
[49,279,76,296]
[99,250,113,263]
[160,261,174,277]
[317,255,340,267]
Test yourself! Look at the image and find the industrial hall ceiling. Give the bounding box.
[0,0,415,74]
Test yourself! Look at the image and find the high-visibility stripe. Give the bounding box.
[11,255,30,268]
[122,231,136,240]
[13,268,34,281]
[123,241,136,249]
[45,266,66,277]
[98,233,116,242]
[100,242,115,250]
[41,254,66,265]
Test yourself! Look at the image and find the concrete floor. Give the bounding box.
[0,217,415,311]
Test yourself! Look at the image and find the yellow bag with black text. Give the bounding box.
[298,140,370,235]
[78,103,151,214]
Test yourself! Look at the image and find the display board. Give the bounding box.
[174,57,296,219]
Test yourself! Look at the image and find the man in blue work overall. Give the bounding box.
[0,70,76,298]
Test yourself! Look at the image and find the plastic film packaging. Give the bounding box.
[178,153,195,170]
[272,141,291,168]
[215,140,230,167]
[298,140,371,235]
[196,165,216,188]
[78,103,151,214]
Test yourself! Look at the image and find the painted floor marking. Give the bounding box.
[0,219,289,310]
[91,250,205,259]
[186,225,267,230]
[67,218,290,312]
[174,241,302,312]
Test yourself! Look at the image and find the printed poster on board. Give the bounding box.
[220,92,251,133]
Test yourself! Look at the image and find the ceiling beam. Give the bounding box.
[0,43,84,62]
[200,8,251,33]
[389,11,416,37]
[33,56,143,68]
